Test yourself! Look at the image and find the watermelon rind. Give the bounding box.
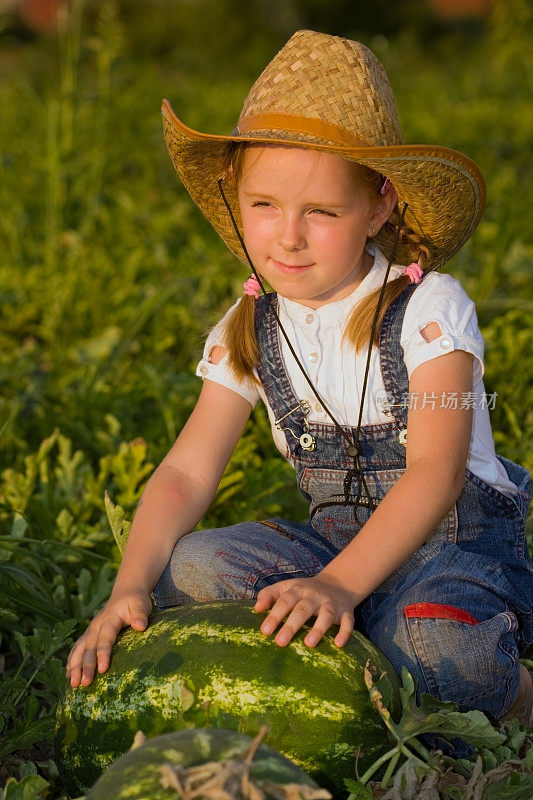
[56,601,400,795]
[86,728,320,800]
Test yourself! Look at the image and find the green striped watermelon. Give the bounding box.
[86,728,324,800]
[56,601,400,795]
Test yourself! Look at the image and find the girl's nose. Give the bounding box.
[278,214,306,251]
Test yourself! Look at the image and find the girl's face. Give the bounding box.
[237,145,389,309]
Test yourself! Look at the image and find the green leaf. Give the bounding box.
[399,665,417,711]
[386,670,506,750]
[73,563,116,620]
[0,673,27,713]
[0,696,53,759]
[1,774,49,800]
[482,748,500,771]
[9,513,28,539]
[483,773,533,800]
[503,717,529,755]
[444,786,467,799]
[37,656,70,699]
[106,440,153,508]
[399,695,506,749]
[14,619,76,664]
[344,779,375,799]
[104,491,131,555]
[359,665,509,790]
[0,608,18,622]
[18,762,37,779]
[0,564,65,622]
[364,660,396,720]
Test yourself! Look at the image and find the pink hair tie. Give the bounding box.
[243,275,261,299]
[403,262,424,284]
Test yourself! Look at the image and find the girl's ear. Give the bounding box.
[372,186,398,233]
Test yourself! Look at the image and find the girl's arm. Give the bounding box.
[66,379,252,686]
[255,341,474,648]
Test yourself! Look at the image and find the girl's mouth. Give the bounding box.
[271,259,313,275]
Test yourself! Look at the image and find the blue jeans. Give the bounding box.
[153,517,525,722]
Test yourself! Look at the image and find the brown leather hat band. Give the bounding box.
[237,113,373,148]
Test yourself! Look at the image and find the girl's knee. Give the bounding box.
[152,522,289,606]
[153,529,233,607]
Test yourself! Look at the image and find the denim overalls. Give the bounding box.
[154,285,533,721]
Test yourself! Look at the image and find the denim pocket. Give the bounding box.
[404,607,519,718]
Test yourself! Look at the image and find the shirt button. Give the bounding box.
[308,352,318,363]
[305,313,314,324]
[314,402,322,413]
[440,337,453,350]
[199,365,209,376]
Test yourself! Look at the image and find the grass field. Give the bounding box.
[1,0,532,797]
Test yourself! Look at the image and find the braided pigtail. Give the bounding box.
[344,214,431,352]
[223,294,260,384]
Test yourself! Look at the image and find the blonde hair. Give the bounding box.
[222,143,430,383]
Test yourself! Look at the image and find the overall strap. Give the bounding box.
[254,294,308,459]
[378,283,419,431]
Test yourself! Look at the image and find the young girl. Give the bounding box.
[67,30,533,726]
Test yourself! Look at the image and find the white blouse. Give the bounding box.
[196,246,517,496]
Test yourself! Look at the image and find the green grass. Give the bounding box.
[0,0,532,797]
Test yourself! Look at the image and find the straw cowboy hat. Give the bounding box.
[161,29,486,270]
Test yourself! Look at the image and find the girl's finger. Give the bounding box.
[334,611,355,648]
[272,596,319,645]
[66,636,85,671]
[303,603,338,647]
[69,626,101,687]
[259,588,303,635]
[66,636,89,677]
[80,638,100,686]
[68,653,95,689]
[254,587,276,612]
[255,578,294,613]
[95,621,121,673]
[130,614,148,630]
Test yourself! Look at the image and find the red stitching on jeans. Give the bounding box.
[403,603,480,625]
[324,517,354,544]
[215,542,320,600]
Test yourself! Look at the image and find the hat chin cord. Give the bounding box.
[217,178,408,526]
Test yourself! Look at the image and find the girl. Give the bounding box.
[67,30,533,727]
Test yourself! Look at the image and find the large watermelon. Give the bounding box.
[86,728,325,800]
[56,601,400,795]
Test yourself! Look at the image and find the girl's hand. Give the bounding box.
[65,589,152,688]
[254,575,358,649]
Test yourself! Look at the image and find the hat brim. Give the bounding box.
[162,99,486,270]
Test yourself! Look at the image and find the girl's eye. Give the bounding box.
[252,201,272,208]
[310,208,337,217]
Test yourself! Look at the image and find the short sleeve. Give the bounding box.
[195,299,261,407]
[400,272,485,385]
